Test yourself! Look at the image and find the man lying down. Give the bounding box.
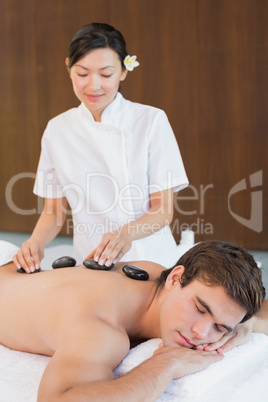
[0,241,267,401]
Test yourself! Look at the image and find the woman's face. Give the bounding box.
[67,48,127,122]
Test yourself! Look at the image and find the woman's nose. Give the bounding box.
[88,74,101,90]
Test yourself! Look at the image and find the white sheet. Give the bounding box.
[0,241,20,266]
[115,333,268,402]
[0,240,74,270]
[0,333,267,402]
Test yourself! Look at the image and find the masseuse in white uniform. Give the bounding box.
[14,23,189,273]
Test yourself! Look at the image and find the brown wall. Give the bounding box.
[0,0,267,249]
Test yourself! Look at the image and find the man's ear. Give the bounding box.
[165,266,185,291]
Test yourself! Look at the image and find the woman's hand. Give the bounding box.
[85,227,132,267]
[13,238,44,273]
[85,189,174,266]
[13,197,67,274]
[195,319,253,354]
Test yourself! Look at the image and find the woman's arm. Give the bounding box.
[85,189,174,266]
[13,197,68,273]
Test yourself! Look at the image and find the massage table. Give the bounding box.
[0,240,267,402]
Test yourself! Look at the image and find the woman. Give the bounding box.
[14,23,188,273]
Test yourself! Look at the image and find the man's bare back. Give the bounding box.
[3,260,199,401]
[0,260,162,357]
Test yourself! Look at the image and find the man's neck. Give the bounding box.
[127,283,164,341]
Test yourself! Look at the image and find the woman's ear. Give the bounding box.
[165,266,185,291]
[120,68,128,82]
[65,58,70,72]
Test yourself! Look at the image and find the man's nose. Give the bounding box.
[191,319,211,340]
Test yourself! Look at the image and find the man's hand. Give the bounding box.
[153,343,223,379]
[195,319,253,353]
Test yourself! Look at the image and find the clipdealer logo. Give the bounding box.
[228,170,263,233]
[5,170,263,234]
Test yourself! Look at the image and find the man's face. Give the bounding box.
[159,267,246,348]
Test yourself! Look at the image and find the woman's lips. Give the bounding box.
[178,332,195,348]
[86,94,103,101]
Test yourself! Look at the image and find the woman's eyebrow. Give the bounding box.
[74,64,89,70]
[100,66,115,70]
[74,64,115,71]
[196,296,233,332]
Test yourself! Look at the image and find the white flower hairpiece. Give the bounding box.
[124,55,140,71]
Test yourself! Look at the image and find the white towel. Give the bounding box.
[0,334,267,401]
[0,240,74,270]
[0,345,49,402]
[0,240,19,266]
[115,333,268,402]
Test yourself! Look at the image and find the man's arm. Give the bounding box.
[38,321,222,402]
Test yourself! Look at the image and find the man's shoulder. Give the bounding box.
[38,317,130,399]
[114,260,164,281]
[58,314,130,369]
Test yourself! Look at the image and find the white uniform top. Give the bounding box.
[34,93,188,267]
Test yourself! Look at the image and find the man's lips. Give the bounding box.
[178,332,195,348]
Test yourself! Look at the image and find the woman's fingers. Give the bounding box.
[13,240,43,273]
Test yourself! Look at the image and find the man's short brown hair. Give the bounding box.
[156,240,265,322]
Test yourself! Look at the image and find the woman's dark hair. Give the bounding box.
[156,240,266,323]
[67,23,128,69]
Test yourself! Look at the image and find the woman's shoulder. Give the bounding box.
[47,105,83,126]
[121,95,168,122]
[124,96,164,114]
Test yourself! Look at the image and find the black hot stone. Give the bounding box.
[83,259,114,270]
[52,256,76,269]
[122,265,149,281]
[17,267,41,274]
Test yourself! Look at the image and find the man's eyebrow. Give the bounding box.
[197,296,213,316]
[196,296,233,332]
